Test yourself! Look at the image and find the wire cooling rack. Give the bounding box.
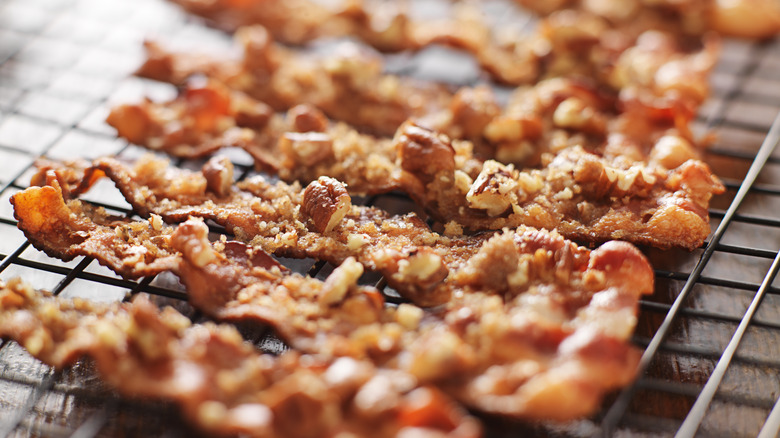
[0,0,779,436]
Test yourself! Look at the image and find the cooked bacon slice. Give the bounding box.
[171,220,652,420]
[107,80,405,194]
[9,176,179,279]
[52,131,722,250]
[31,156,472,305]
[166,0,548,85]
[399,124,724,250]
[110,23,719,189]
[516,0,780,39]
[105,76,717,208]
[11,180,654,420]
[170,0,482,53]
[137,26,451,137]
[0,278,480,438]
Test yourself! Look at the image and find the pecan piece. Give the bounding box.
[202,156,234,197]
[302,177,352,233]
[466,160,523,217]
[395,122,455,183]
[279,132,334,167]
[391,248,448,292]
[449,85,500,139]
[288,104,329,133]
[319,257,363,305]
[233,99,273,130]
[552,97,606,135]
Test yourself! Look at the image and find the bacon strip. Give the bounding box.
[107,80,405,195]
[108,28,720,201]
[0,278,480,438]
[516,0,780,39]
[165,0,739,86]
[133,10,719,139]
[11,179,654,420]
[395,123,725,250]
[137,26,451,137]
[106,70,718,195]
[31,157,472,306]
[43,127,723,251]
[171,220,652,420]
[9,178,179,278]
[165,0,547,86]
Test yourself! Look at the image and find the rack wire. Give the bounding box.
[0,0,779,436]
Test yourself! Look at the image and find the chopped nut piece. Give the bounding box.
[449,86,500,139]
[392,248,448,293]
[279,132,334,167]
[302,177,352,233]
[149,214,164,231]
[466,161,522,216]
[288,104,329,132]
[202,156,234,197]
[552,97,605,135]
[651,135,696,169]
[396,122,455,182]
[320,257,364,305]
[396,303,424,330]
[233,100,273,130]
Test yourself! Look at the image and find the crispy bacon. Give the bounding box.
[516,0,780,39]
[31,156,472,306]
[137,26,451,137]
[107,80,405,195]
[394,123,724,250]
[9,177,179,278]
[166,0,546,85]
[109,27,719,195]
[0,278,480,438]
[11,179,654,420]
[37,150,722,255]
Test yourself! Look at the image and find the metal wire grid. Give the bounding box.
[0,0,779,436]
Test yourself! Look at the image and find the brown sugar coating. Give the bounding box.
[11,178,654,421]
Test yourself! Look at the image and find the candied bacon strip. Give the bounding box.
[11,181,654,420]
[107,80,404,195]
[10,176,179,279]
[33,155,470,306]
[105,75,715,207]
[171,220,652,420]
[166,0,545,85]
[0,278,480,438]
[171,0,479,52]
[53,130,722,251]
[394,123,725,250]
[516,0,780,39]
[134,10,720,139]
[166,0,738,86]
[137,26,451,137]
